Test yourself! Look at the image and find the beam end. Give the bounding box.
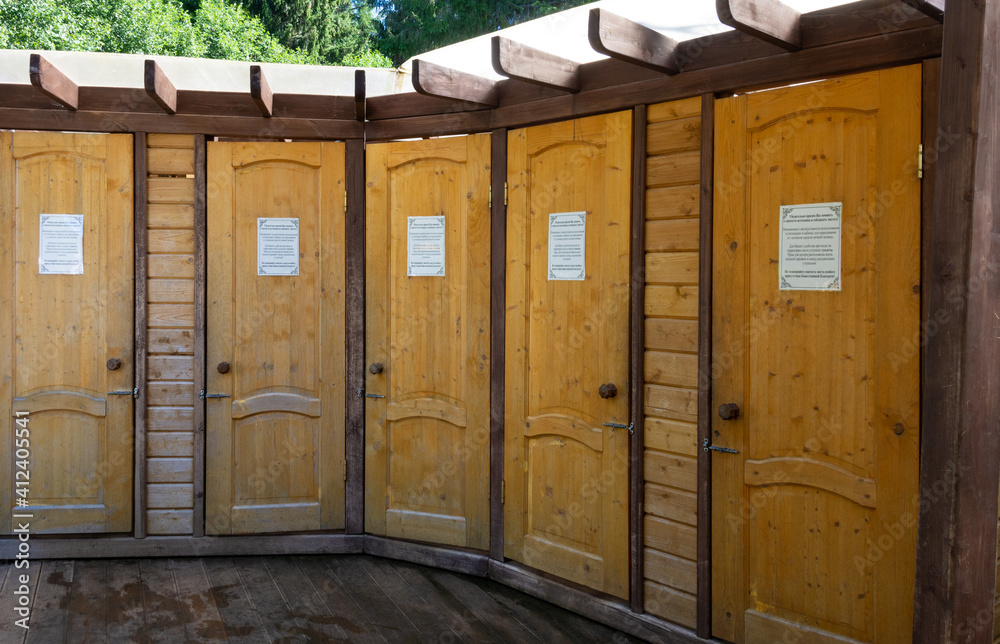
[29,54,79,111]
[588,8,681,75]
[412,59,499,107]
[717,0,802,51]
[144,60,177,115]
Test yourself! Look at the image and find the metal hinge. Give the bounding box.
[489,185,492,208]
[703,438,739,454]
[501,480,505,504]
[917,144,923,179]
[603,421,634,435]
[344,190,348,210]
[504,181,507,206]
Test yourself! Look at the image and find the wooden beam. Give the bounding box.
[412,59,499,107]
[143,60,177,115]
[133,132,148,539]
[589,8,681,74]
[491,36,581,93]
[914,1,1000,642]
[345,139,366,535]
[28,54,78,110]
[490,128,507,563]
[364,535,489,577]
[250,65,273,118]
[0,534,365,559]
[716,0,802,50]
[354,69,366,121]
[902,0,944,21]
[628,105,646,614]
[192,134,207,538]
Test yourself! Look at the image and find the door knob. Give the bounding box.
[217,362,230,374]
[369,362,384,375]
[718,403,740,420]
[106,358,122,371]
[599,383,617,399]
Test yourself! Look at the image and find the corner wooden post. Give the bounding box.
[133,132,148,539]
[490,128,508,562]
[629,105,647,613]
[914,2,1000,642]
[192,134,207,537]
[696,92,716,639]
[345,138,367,534]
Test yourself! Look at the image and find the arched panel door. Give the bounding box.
[505,112,632,599]
[0,131,134,534]
[206,142,346,534]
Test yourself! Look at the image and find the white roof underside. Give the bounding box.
[402,0,859,81]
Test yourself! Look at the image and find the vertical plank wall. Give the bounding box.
[144,134,198,535]
[641,97,702,628]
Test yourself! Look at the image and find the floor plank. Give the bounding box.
[64,559,109,643]
[138,558,188,644]
[263,557,347,641]
[0,560,29,644]
[106,560,148,644]
[24,560,73,644]
[296,555,389,644]
[202,557,268,644]
[229,557,303,641]
[170,558,228,642]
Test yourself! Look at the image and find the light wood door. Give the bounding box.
[364,135,491,549]
[0,131,134,534]
[206,142,346,534]
[712,67,921,643]
[505,112,632,599]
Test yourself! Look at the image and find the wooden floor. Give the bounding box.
[0,555,644,643]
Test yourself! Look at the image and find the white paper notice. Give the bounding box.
[39,214,84,275]
[779,202,842,291]
[548,212,586,281]
[407,216,446,277]
[257,218,300,276]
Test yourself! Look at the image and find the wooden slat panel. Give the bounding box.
[147,458,193,483]
[148,303,195,327]
[644,515,697,560]
[646,185,700,220]
[645,318,699,353]
[645,251,699,284]
[647,117,701,155]
[644,547,697,594]
[644,580,697,629]
[147,279,194,304]
[147,432,194,458]
[148,355,195,380]
[147,484,194,509]
[147,383,195,406]
[148,204,194,229]
[644,350,699,388]
[645,450,697,493]
[644,286,699,318]
[645,417,698,456]
[645,482,698,525]
[148,177,194,203]
[147,407,194,432]
[646,218,700,252]
[148,229,195,254]
[147,147,194,175]
[645,385,698,422]
[647,97,701,123]
[147,134,195,149]
[148,254,195,278]
[647,151,700,188]
[148,328,195,354]
[146,509,193,535]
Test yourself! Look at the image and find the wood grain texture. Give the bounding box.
[29,54,78,110]
[192,134,206,537]
[716,0,802,50]
[345,138,366,535]
[630,104,647,613]
[134,132,149,539]
[492,36,581,92]
[490,128,508,562]
[144,60,177,115]
[412,59,499,107]
[250,65,273,118]
[589,8,680,74]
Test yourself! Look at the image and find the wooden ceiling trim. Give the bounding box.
[412,59,499,107]
[491,36,582,92]
[29,54,79,111]
[587,8,681,75]
[716,0,803,50]
[144,60,177,114]
[901,0,944,21]
[250,65,273,118]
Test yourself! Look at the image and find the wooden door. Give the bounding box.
[364,135,491,549]
[505,112,632,598]
[712,67,921,643]
[206,142,346,534]
[0,131,134,534]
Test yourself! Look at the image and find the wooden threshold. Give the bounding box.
[0,534,364,559]
[363,535,489,577]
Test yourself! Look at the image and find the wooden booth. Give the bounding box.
[2,1,999,642]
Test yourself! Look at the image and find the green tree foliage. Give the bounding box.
[373,0,593,65]
[0,0,312,63]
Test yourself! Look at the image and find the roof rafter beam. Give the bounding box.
[412,59,499,107]
[491,36,581,93]
[144,60,177,114]
[717,0,802,51]
[354,69,366,121]
[29,54,78,110]
[588,8,681,75]
[900,0,944,21]
[250,65,273,118]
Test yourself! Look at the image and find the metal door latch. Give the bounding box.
[108,390,134,398]
[200,390,230,400]
[356,387,365,398]
[703,438,738,454]
[365,393,385,399]
[603,422,634,435]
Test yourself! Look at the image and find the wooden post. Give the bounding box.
[192,134,207,538]
[345,139,367,534]
[133,132,148,539]
[629,105,647,613]
[914,2,1000,642]
[489,128,507,562]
